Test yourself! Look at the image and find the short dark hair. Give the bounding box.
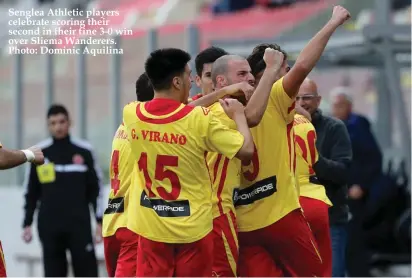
[47,104,69,119]
[144,48,191,91]
[195,46,228,76]
[247,43,288,76]
[135,73,154,102]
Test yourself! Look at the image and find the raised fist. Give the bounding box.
[226,82,255,101]
[331,5,351,26]
[28,146,45,165]
[219,98,245,120]
[263,47,284,70]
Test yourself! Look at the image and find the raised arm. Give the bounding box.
[244,48,284,127]
[188,82,254,108]
[283,6,351,98]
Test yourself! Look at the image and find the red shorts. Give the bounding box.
[103,228,139,277]
[136,232,213,277]
[0,241,6,277]
[300,196,332,277]
[212,211,238,277]
[238,209,323,277]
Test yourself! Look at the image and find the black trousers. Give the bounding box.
[38,222,98,277]
[346,199,371,277]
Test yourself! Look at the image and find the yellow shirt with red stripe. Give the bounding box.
[206,102,241,219]
[187,93,203,103]
[0,240,6,276]
[102,124,135,237]
[294,114,332,206]
[123,98,245,244]
[237,77,300,232]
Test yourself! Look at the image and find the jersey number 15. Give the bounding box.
[138,153,182,200]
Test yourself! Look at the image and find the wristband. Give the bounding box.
[21,149,35,162]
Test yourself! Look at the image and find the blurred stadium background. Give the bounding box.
[0,0,410,276]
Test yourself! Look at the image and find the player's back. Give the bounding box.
[123,99,245,244]
[236,77,300,232]
[102,124,135,238]
[207,102,241,218]
[294,114,332,205]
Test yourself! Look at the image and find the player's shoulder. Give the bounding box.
[112,125,129,147]
[294,113,305,120]
[294,114,310,123]
[182,106,214,129]
[193,93,203,100]
[188,105,210,117]
[208,102,223,113]
[123,101,140,123]
[188,93,203,103]
[116,122,127,133]
[123,101,139,111]
[208,102,234,124]
[271,76,285,91]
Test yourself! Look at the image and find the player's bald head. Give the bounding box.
[298,78,318,96]
[296,78,321,116]
[211,55,246,86]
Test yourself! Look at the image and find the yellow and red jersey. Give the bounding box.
[102,124,136,237]
[187,93,203,103]
[123,98,244,244]
[294,114,332,206]
[237,77,300,232]
[206,102,242,219]
[0,240,6,277]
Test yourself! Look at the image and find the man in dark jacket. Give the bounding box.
[330,87,382,201]
[22,104,104,277]
[331,87,383,276]
[296,79,352,277]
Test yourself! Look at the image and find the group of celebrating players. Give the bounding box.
[102,5,351,277]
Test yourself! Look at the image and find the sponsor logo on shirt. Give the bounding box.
[235,176,277,206]
[140,191,190,217]
[104,197,125,214]
[114,129,128,140]
[233,188,240,204]
[72,154,84,165]
[201,107,210,116]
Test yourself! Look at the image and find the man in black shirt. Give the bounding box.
[296,78,352,277]
[22,105,103,277]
